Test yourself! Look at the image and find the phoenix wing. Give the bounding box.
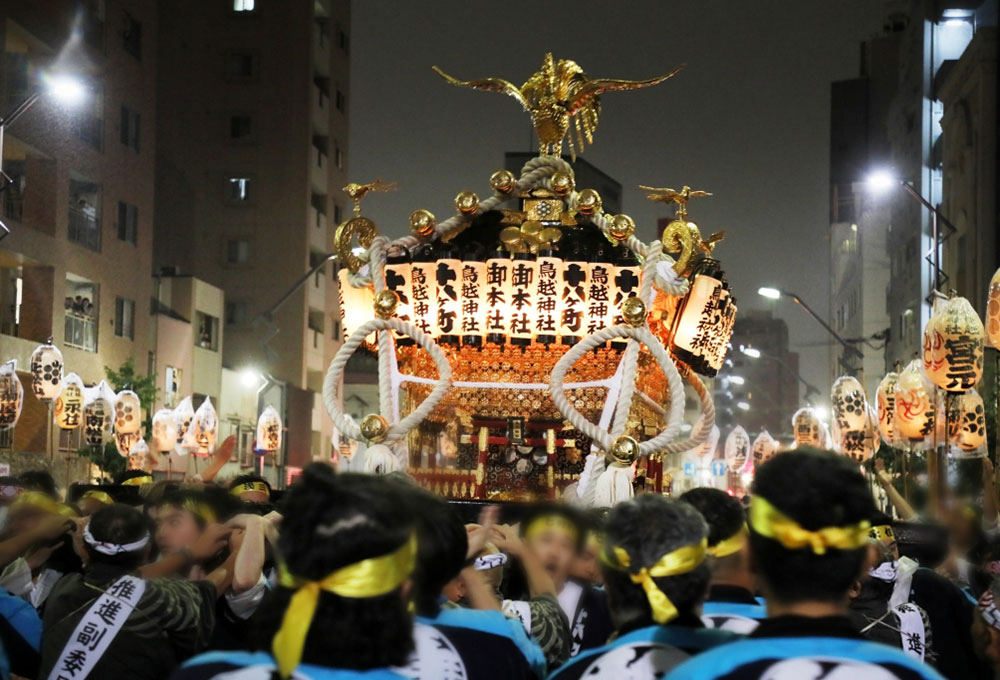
[431,66,528,110]
[566,63,685,114]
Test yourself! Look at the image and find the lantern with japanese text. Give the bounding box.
[128,438,155,471]
[831,375,867,432]
[0,360,24,430]
[173,396,194,453]
[151,409,177,453]
[29,342,63,403]
[459,253,487,344]
[669,259,735,377]
[256,405,282,453]
[115,431,141,458]
[182,397,217,455]
[752,430,777,466]
[724,426,750,472]
[792,408,821,448]
[385,246,414,340]
[875,372,899,447]
[837,406,877,464]
[409,245,439,338]
[337,268,376,346]
[54,373,85,430]
[924,295,984,392]
[946,389,986,455]
[895,360,936,442]
[114,390,142,435]
[987,267,1000,347]
[83,381,115,447]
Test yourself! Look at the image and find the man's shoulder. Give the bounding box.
[420,608,546,674]
[176,651,409,679]
[548,633,689,680]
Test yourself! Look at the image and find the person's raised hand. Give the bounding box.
[190,523,232,562]
[489,524,523,558]
[465,505,499,560]
[212,435,237,463]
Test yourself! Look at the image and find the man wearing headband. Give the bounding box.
[519,502,613,657]
[39,504,231,680]
[681,487,765,633]
[177,468,417,679]
[667,448,944,679]
[227,474,272,509]
[550,495,736,680]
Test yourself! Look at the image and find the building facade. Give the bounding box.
[154,0,350,468]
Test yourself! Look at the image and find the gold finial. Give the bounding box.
[409,209,436,238]
[550,171,575,197]
[455,190,480,215]
[606,214,635,245]
[432,55,684,160]
[640,185,711,221]
[343,179,397,217]
[621,297,647,327]
[373,289,399,319]
[575,188,602,217]
[490,169,517,194]
[360,414,389,444]
[608,435,639,465]
[642,184,725,276]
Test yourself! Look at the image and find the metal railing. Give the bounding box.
[65,310,97,352]
[68,207,101,251]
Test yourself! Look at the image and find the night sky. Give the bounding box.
[348,0,886,403]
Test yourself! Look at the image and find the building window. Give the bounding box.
[120,105,140,152]
[64,276,98,352]
[122,10,142,59]
[335,88,345,112]
[117,200,138,244]
[225,238,250,264]
[233,0,255,11]
[333,202,341,224]
[225,300,248,325]
[72,87,103,151]
[114,296,135,339]
[165,366,181,407]
[226,176,252,203]
[68,177,101,252]
[230,115,253,141]
[196,312,219,351]
[227,51,258,80]
[336,27,348,52]
[334,146,343,169]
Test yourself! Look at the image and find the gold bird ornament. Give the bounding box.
[343,179,397,216]
[432,54,684,159]
[641,185,725,277]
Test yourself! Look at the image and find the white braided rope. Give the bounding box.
[659,369,715,456]
[323,317,451,443]
[366,238,397,422]
[550,324,685,455]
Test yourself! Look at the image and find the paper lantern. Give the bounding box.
[831,375,868,432]
[586,260,612,335]
[173,396,195,455]
[459,258,487,342]
[0,360,24,430]
[875,372,899,447]
[256,405,282,452]
[385,247,414,340]
[54,373,85,430]
[946,389,986,453]
[611,248,640,326]
[792,408,821,448]
[29,342,63,403]
[751,430,777,466]
[669,260,735,377]
[895,360,936,442]
[115,431,141,457]
[435,246,462,343]
[151,409,178,453]
[83,381,115,447]
[694,424,720,458]
[724,426,750,472]
[559,252,588,342]
[924,295,984,392]
[409,246,439,338]
[509,253,537,344]
[128,438,152,470]
[337,268,376,345]
[534,250,562,342]
[987,267,1000,347]
[114,390,142,435]
[182,397,218,455]
[837,405,877,463]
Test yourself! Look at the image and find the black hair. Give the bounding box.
[384,480,467,616]
[155,488,219,529]
[251,466,414,670]
[870,510,894,528]
[601,494,710,629]
[750,447,876,604]
[0,475,19,487]
[680,487,746,547]
[86,504,150,570]
[18,470,58,498]
[518,501,586,553]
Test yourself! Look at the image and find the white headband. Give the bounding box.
[474,553,508,571]
[83,524,149,556]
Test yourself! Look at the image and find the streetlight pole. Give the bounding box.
[758,287,864,371]
[740,346,822,405]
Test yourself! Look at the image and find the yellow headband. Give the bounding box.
[707,525,747,559]
[586,530,604,551]
[602,538,708,624]
[14,491,76,517]
[231,481,270,499]
[869,524,894,542]
[272,534,417,678]
[121,475,153,487]
[81,490,114,506]
[182,499,217,524]
[750,496,871,555]
[524,515,579,544]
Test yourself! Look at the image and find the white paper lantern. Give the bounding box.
[151,409,178,453]
[724,426,750,472]
[559,256,588,341]
[792,408,821,448]
[751,430,777,466]
[831,375,868,432]
[895,359,936,442]
[385,247,414,338]
[435,249,462,342]
[182,397,217,455]
[534,251,562,341]
[337,267,376,345]
[924,295,985,392]
[115,431,141,457]
[875,372,899,447]
[694,424,721,458]
[668,260,736,377]
[55,373,85,430]
[29,342,63,403]
[987,267,1000,348]
[128,438,152,470]
[409,248,439,338]
[114,390,142,435]
[0,360,24,430]
[459,260,487,341]
[484,249,512,341]
[611,250,640,326]
[509,254,537,344]
[172,396,195,455]
[256,405,282,452]
[83,381,115,447]
[946,389,987,453]
[586,261,612,335]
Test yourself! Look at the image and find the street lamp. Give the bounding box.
[736,401,750,411]
[757,286,864,366]
[728,375,745,386]
[740,346,761,359]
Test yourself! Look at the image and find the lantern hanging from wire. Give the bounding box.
[946,389,987,455]
[875,372,899,447]
[987,267,1000,348]
[895,359,936,443]
[792,407,821,448]
[751,430,777,466]
[724,426,750,472]
[152,409,178,453]
[114,390,142,436]
[831,375,868,432]
[0,360,24,430]
[173,396,194,454]
[29,341,63,404]
[668,259,735,377]
[182,397,218,456]
[83,381,115,447]
[55,373,85,430]
[256,405,282,453]
[924,295,985,392]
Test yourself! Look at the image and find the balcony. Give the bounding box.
[64,311,97,352]
[312,81,329,133]
[310,144,328,193]
[313,20,330,76]
[306,327,324,370]
[68,207,101,252]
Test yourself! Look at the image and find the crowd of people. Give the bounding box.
[0,444,999,679]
